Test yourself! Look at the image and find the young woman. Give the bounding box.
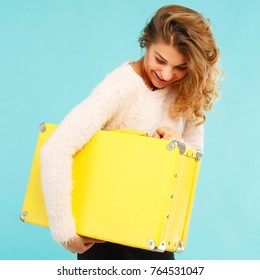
[40,4,221,260]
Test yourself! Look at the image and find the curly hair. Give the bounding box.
[139,5,222,125]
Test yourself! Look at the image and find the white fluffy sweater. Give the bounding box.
[40,62,204,243]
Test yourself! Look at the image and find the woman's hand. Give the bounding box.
[63,234,105,254]
[153,126,183,141]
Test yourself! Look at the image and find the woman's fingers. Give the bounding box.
[153,126,183,141]
[63,235,104,254]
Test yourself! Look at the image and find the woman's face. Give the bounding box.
[143,40,188,89]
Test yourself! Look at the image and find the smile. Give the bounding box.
[154,71,166,82]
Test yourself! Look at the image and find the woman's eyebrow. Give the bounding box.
[177,63,187,67]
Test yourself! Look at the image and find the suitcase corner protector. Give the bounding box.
[167,141,186,155]
[39,122,47,133]
[20,211,28,222]
[176,240,185,253]
[195,150,203,162]
[147,239,166,252]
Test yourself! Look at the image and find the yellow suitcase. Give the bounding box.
[20,123,202,253]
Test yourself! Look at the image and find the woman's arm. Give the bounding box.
[40,76,120,247]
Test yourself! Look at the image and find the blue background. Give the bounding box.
[1,0,259,260]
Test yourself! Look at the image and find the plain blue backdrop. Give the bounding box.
[0,0,259,260]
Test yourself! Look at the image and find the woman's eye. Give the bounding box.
[176,66,187,71]
[155,57,165,64]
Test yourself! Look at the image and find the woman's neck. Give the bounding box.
[131,58,157,91]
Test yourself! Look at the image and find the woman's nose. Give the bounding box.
[161,67,174,81]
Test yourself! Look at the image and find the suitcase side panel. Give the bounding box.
[164,147,201,252]
[181,158,201,248]
[159,147,184,252]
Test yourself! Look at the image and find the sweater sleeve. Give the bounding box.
[182,120,204,151]
[40,75,120,244]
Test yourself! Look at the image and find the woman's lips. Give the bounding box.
[154,71,165,81]
[152,71,169,87]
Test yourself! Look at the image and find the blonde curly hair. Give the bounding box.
[139,5,222,125]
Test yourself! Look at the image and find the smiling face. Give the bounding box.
[143,40,188,89]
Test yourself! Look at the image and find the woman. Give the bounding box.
[40,4,221,260]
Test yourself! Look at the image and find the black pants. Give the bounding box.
[78,242,175,260]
